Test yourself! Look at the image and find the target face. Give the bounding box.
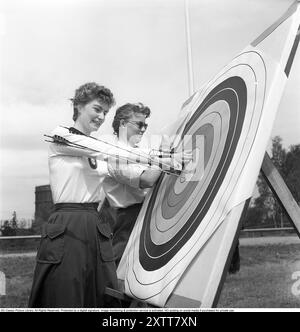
[142,76,247,270]
[121,50,267,305]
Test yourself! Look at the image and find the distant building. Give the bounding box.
[34,185,53,231]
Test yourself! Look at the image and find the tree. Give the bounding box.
[253,138,300,229]
[271,136,286,171]
[284,144,300,204]
[270,136,287,227]
[254,136,286,227]
[243,205,264,229]
[0,211,18,236]
[11,211,18,230]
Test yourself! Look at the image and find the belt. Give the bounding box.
[116,203,143,211]
[53,203,99,212]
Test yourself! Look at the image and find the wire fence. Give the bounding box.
[0,227,296,240]
[0,227,297,255]
[0,236,40,256]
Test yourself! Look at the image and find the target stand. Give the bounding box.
[105,1,300,309]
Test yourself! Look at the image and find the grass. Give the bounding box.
[0,256,36,308]
[218,244,300,308]
[0,243,300,309]
[0,238,40,254]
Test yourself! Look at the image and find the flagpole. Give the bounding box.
[184,0,194,96]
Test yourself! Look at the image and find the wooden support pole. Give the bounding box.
[261,152,300,237]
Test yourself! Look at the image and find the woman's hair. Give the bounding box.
[112,103,151,136]
[70,82,115,121]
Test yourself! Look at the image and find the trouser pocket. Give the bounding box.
[97,222,114,262]
[36,223,66,264]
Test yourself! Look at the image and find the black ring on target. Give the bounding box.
[139,76,247,271]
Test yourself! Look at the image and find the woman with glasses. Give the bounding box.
[102,103,169,266]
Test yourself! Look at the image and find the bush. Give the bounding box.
[243,207,264,229]
[1,221,17,236]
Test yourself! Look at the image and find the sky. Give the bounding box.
[0,0,299,220]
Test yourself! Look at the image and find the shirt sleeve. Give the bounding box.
[48,126,153,165]
[107,163,147,189]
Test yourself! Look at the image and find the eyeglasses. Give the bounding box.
[127,121,148,131]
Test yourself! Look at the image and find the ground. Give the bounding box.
[218,243,300,308]
[0,256,35,308]
[0,237,300,309]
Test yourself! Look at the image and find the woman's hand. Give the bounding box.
[154,157,182,172]
[173,150,193,166]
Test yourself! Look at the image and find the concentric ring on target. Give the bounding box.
[133,52,267,271]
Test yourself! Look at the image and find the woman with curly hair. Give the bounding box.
[28,83,174,308]
[28,82,120,308]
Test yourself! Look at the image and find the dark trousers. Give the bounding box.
[100,200,142,267]
[113,203,143,266]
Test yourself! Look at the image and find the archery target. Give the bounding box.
[121,50,267,305]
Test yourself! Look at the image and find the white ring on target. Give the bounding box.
[124,50,267,304]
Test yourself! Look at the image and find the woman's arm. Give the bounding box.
[49,126,169,168]
[49,126,113,159]
[107,160,162,190]
[139,169,162,189]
